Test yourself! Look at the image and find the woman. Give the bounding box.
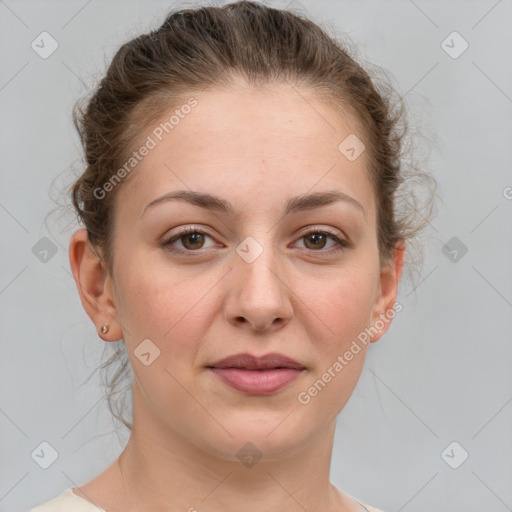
[30,1,435,511]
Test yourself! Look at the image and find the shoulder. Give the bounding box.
[336,486,386,512]
[29,488,106,512]
[361,504,386,512]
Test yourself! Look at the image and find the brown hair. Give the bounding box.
[70,0,436,430]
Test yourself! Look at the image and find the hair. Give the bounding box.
[69,0,437,431]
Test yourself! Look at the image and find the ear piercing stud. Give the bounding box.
[100,324,109,334]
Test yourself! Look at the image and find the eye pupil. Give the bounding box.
[183,232,204,249]
[304,233,326,249]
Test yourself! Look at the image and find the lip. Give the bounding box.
[208,367,304,394]
[206,352,306,395]
[208,352,305,371]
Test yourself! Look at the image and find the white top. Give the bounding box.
[29,489,106,512]
[29,487,385,512]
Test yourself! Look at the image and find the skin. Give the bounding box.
[69,81,404,512]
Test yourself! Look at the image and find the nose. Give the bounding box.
[224,245,293,332]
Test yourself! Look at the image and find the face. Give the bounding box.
[75,81,402,461]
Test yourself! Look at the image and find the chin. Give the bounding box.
[191,410,317,463]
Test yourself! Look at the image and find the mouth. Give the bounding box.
[206,353,306,394]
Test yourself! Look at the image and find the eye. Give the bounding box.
[294,229,350,254]
[161,227,217,253]
[161,226,351,255]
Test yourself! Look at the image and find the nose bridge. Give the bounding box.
[240,237,281,293]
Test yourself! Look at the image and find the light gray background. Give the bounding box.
[1,1,511,511]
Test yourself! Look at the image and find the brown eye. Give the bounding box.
[295,229,350,254]
[303,232,328,250]
[162,227,216,253]
[181,232,205,250]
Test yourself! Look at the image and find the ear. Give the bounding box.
[68,229,123,341]
[369,241,405,343]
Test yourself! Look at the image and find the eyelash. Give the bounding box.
[161,226,351,255]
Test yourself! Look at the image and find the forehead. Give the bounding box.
[116,83,375,221]
[164,82,363,156]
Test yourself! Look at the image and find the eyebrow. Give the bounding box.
[143,189,366,219]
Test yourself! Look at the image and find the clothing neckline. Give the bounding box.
[68,486,376,512]
[69,488,107,511]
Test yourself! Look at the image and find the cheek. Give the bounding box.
[301,264,378,346]
[293,273,374,418]
[293,259,378,410]
[113,250,220,351]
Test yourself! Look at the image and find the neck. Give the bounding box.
[104,383,361,512]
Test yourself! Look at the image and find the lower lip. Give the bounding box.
[208,368,304,394]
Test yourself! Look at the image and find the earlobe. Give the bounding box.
[68,229,123,341]
[369,241,406,343]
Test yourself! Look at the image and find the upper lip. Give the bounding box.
[207,352,305,370]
